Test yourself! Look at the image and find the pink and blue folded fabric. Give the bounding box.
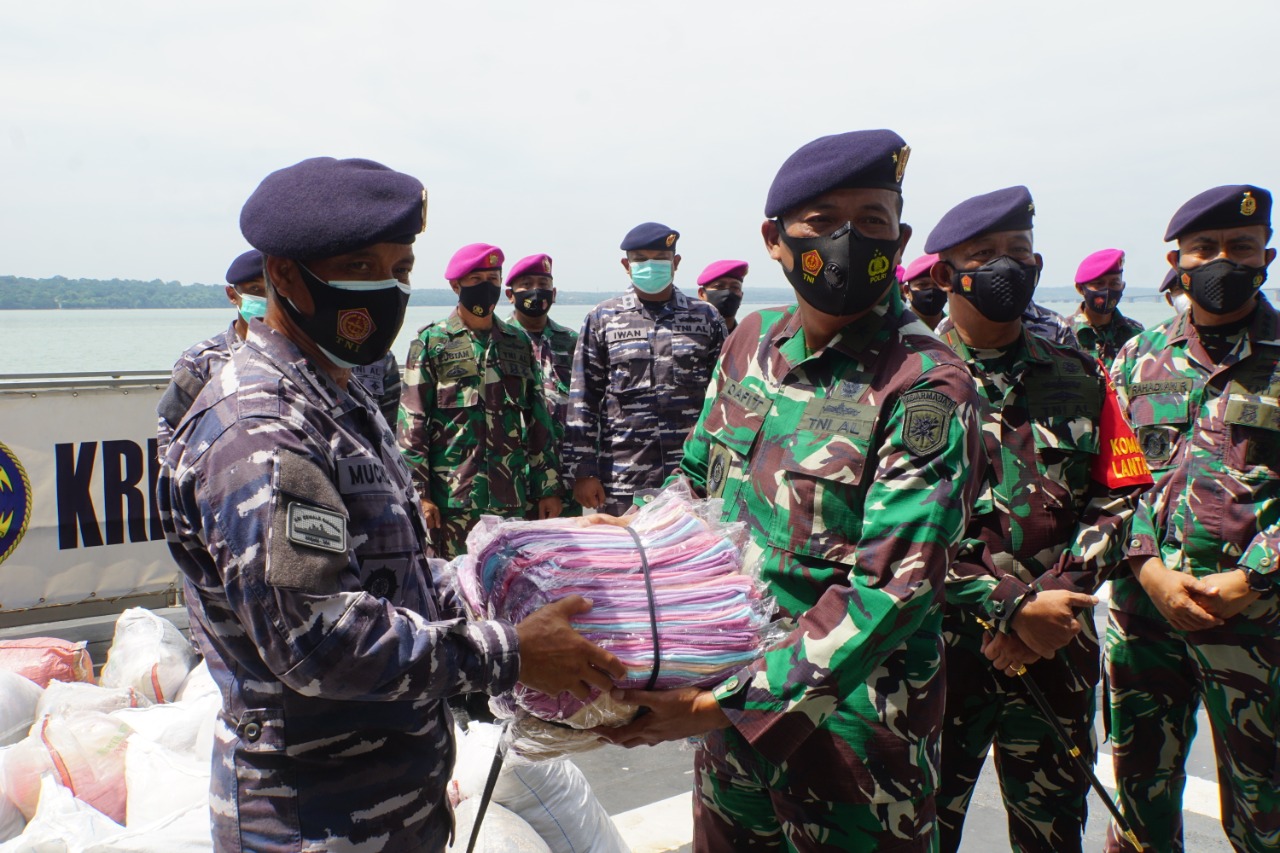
[456,487,775,724]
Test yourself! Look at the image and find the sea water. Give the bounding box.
[1,300,1182,376]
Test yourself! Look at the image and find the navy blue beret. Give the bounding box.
[924,185,1036,254]
[240,157,427,260]
[1164,184,1272,241]
[224,249,264,286]
[764,129,910,219]
[1159,267,1179,292]
[621,222,679,252]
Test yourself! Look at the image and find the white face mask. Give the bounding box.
[1169,293,1192,314]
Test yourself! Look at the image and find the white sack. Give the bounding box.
[99,609,197,704]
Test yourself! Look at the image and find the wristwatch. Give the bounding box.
[1244,567,1276,595]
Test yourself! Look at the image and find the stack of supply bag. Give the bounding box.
[455,480,776,757]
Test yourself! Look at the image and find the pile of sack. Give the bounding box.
[0,610,632,853]
[0,608,218,851]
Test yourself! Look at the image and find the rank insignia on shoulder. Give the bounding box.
[286,502,347,553]
[900,389,956,455]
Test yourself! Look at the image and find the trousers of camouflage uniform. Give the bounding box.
[1105,599,1280,853]
[693,729,938,853]
[937,617,1097,853]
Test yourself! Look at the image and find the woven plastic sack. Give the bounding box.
[0,774,123,852]
[447,800,551,853]
[0,674,43,748]
[34,683,148,725]
[0,640,92,690]
[0,712,132,824]
[99,610,198,704]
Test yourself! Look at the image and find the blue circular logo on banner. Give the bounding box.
[0,441,33,565]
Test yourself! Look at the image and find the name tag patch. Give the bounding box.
[286,502,347,553]
[1129,379,1192,398]
[606,328,648,345]
[719,377,772,419]
[800,396,877,439]
[672,322,711,337]
[336,457,394,495]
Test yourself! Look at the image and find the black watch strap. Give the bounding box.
[1246,568,1275,595]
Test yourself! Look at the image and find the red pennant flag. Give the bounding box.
[1091,359,1154,488]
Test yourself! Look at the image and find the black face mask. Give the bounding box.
[704,289,743,320]
[1081,286,1122,315]
[777,221,900,316]
[514,287,554,318]
[459,281,502,318]
[278,265,410,368]
[908,286,947,317]
[1180,259,1268,315]
[950,256,1040,323]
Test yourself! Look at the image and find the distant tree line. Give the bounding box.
[1,275,1171,311]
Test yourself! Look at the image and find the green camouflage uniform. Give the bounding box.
[397,311,560,558]
[678,288,986,852]
[1069,305,1145,372]
[936,327,1145,853]
[511,313,581,517]
[1107,299,1280,853]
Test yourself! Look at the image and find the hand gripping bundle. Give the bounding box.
[454,480,777,758]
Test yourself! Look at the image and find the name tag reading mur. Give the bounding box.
[286,502,347,553]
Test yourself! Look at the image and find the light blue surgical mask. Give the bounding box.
[236,293,267,322]
[630,260,674,294]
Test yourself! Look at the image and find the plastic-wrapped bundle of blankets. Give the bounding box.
[453,480,777,758]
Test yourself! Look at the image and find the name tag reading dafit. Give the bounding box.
[286,502,347,553]
[719,377,772,419]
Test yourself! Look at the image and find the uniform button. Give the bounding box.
[1130,538,1142,548]
[993,603,1005,615]
[721,676,739,692]
[243,722,262,742]
[1262,558,1273,567]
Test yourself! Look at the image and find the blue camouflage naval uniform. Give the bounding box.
[158,322,520,852]
[563,286,726,512]
[156,321,243,458]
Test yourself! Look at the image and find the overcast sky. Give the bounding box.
[3,0,1276,295]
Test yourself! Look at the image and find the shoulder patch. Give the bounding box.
[286,502,347,553]
[900,389,956,456]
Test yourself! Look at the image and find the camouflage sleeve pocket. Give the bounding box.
[266,451,352,594]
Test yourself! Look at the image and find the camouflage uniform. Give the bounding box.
[397,311,560,558]
[1107,300,1280,853]
[1069,305,1144,371]
[350,350,403,427]
[156,321,242,458]
[935,327,1145,852]
[678,290,986,852]
[938,300,1080,350]
[157,323,520,853]
[512,313,581,516]
[564,287,726,514]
